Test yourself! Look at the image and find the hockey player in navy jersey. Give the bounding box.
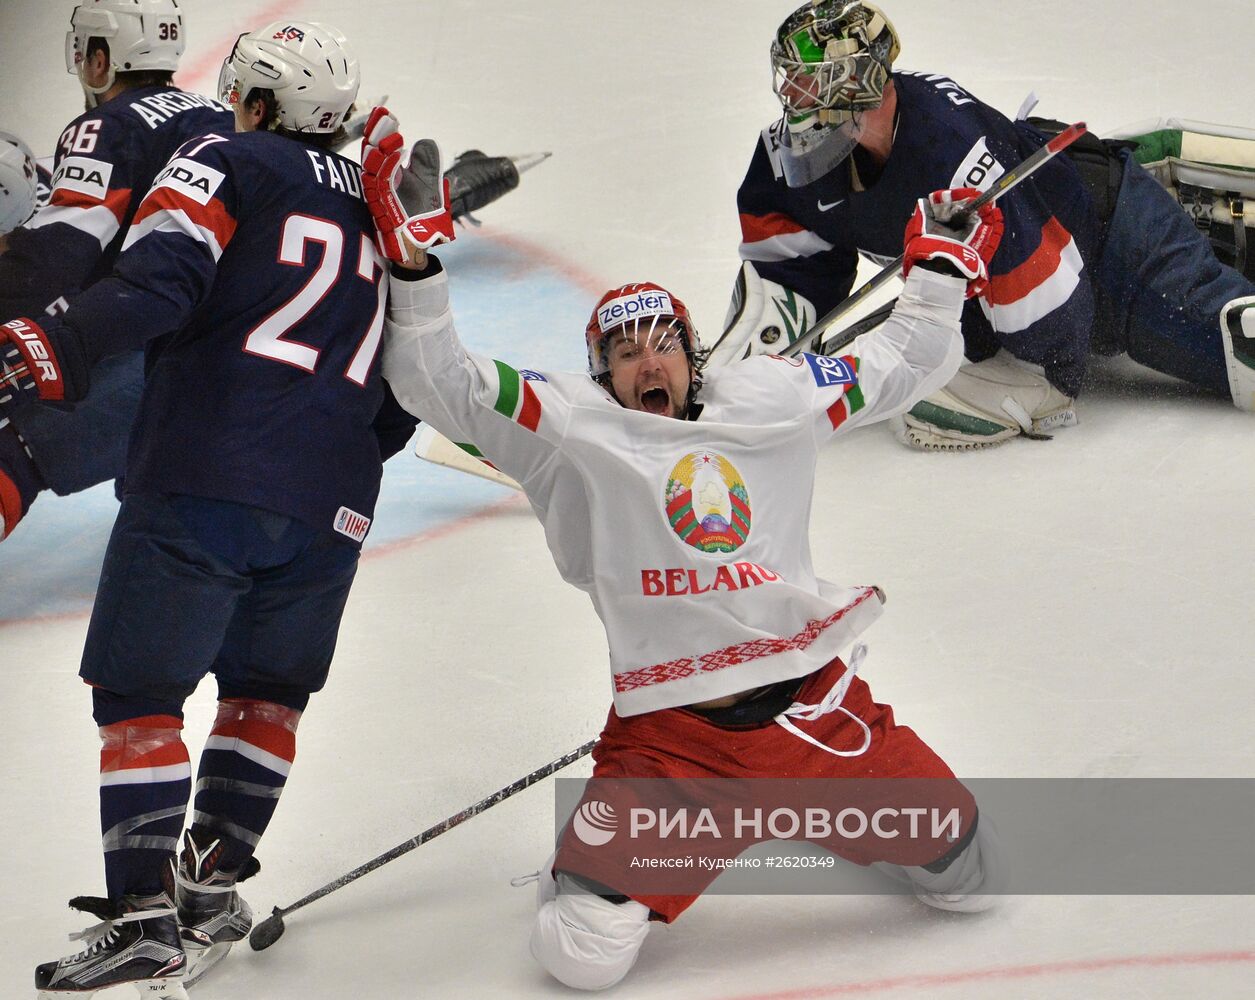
[0,1,544,545]
[715,0,1255,449]
[0,0,232,540]
[4,21,417,999]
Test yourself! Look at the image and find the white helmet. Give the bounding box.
[65,0,185,103]
[218,22,359,134]
[0,132,38,235]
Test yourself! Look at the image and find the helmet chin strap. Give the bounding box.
[78,63,116,110]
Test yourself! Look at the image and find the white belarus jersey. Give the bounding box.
[384,265,966,716]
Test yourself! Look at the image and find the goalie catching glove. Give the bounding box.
[361,106,456,263]
[902,188,1004,298]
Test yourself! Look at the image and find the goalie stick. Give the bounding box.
[248,739,596,951]
[782,121,1089,359]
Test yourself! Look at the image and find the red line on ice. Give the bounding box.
[716,949,1255,1000]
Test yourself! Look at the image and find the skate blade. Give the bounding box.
[182,940,233,987]
[36,979,188,1000]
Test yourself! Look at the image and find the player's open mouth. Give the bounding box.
[640,386,671,415]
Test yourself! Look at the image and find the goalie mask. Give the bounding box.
[0,132,38,235]
[218,21,359,134]
[770,0,900,187]
[65,0,185,107]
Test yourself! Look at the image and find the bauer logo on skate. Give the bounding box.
[663,451,751,553]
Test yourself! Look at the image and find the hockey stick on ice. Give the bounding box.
[414,424,522,491]
[782,120,1089,359]
[248,739,596,951]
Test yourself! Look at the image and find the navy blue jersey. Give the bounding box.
[0,86,230,318]
[736,71,1102,396]
[49,129,404,544]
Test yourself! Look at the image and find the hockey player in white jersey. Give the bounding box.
[367,109,1006,989]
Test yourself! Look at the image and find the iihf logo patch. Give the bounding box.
[273,25,306,42]
[804,353,856,388]
[333,506,371,543]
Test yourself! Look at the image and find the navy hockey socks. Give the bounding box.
[189,699,301,871]
[98,714,192,899]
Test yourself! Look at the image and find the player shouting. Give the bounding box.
[367,110,1005,989]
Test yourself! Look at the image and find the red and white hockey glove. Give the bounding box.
[902,188,1004,299]
[0,317,77,408]
[360,106,455,264]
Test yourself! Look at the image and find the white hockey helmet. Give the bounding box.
[0,132,38,235]
[218,22,360,134]
[65,0,185,100]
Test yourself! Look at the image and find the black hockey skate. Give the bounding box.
[34,890,187,998]
[447,149,551,224]
[173,831,258,987]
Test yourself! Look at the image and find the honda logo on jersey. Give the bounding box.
[51,156,112,201]
[150,157,226,206]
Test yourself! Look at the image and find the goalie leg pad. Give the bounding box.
[894,351,1077,451]
[1221,295,1255,411]
[530,871,651,991]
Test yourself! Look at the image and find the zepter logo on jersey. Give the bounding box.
[663,451,752,554]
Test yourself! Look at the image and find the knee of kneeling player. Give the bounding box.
[529,878,651,991]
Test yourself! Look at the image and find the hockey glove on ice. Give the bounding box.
[0,317,87,411]
[902,188,1004,299]
[361,106,456,264]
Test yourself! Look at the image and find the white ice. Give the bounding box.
[2,1,1254,997]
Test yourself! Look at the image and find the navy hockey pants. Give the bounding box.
[82,492,360,721]
[1095,152,1255,393]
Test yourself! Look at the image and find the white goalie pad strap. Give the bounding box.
[894,351,1077,451]
[1221,295,1255,411]
[1108,118,1255,209]
[707,261,818,367]
[530,874,651,991]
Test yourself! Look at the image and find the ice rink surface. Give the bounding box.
[2,1,1254,997]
